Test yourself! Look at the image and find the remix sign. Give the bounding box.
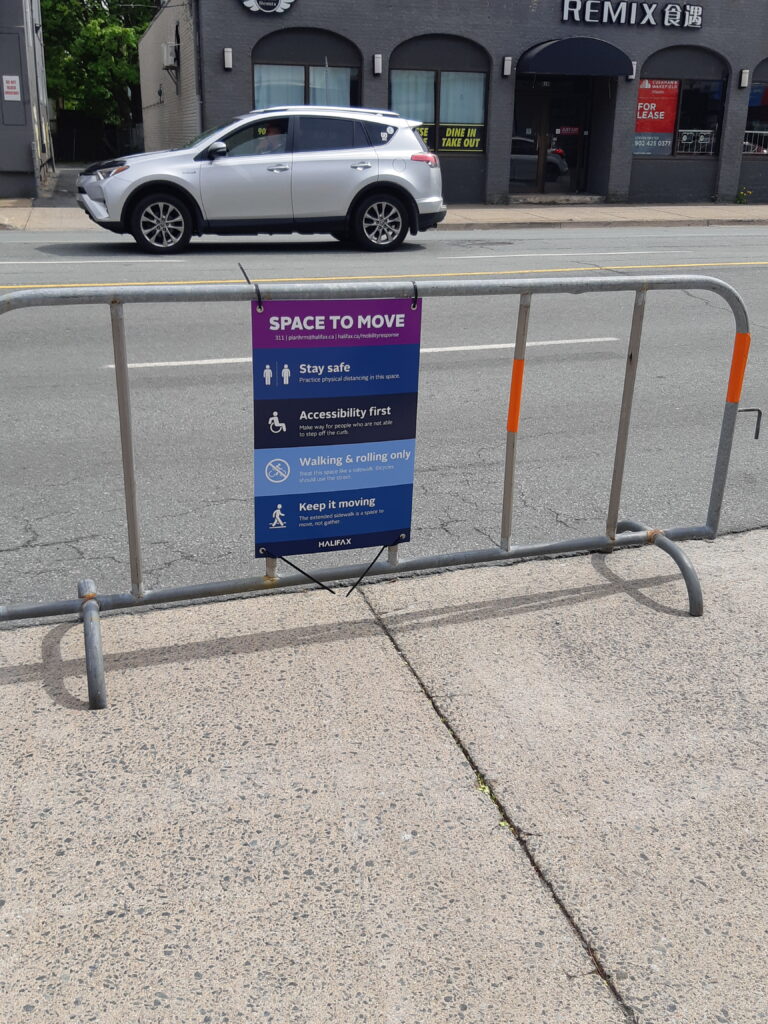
[253,299,421,557]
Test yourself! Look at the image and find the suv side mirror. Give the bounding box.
[207,141,227,160]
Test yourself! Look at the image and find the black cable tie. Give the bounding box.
[411,280,419,310]
[238,262,251,285]
[262,549,336,594]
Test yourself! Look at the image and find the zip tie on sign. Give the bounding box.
[238,262,264,311]
[261,549,336,594]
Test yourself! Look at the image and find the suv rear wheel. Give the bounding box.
[130,192,192,254]
[352,193,409,251]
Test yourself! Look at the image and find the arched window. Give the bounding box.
[634,46,728,157]
[744,59,768,156]
[252,30,362,109]
[389,35,489,154]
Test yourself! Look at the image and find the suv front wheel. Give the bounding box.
[352,193,409,251]
[130,192,192,254]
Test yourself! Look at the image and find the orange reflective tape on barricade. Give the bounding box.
[506,358,526,433]
[726,332,751,404]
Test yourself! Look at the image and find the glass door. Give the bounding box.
[510,76,592,194]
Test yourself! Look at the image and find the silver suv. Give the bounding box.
[76,105,446,254]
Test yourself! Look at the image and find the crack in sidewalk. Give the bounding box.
[360,589,639,1023]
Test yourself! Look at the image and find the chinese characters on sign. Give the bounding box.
[562,1,703,27]
[252,300,421,557]
[633,79,680,155]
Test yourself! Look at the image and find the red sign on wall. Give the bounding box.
[634,79,680,155]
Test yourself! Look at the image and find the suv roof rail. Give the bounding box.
[248,105,401,118]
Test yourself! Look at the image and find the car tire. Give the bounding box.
[352,193,409,251]
[130,192,192,254]
[545,163,560,183]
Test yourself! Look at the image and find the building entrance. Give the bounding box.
[510,75,593,195]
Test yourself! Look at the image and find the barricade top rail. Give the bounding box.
[0,274,750,334]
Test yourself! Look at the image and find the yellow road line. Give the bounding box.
[1,259,768,290]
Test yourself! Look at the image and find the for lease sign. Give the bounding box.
[633,79,679,155]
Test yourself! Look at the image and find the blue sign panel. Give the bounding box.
[253,299,421,557]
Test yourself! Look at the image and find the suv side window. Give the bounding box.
[511,138,536,155]
[224,118,289,157]
[362,121,397,146]
[295,116,370,152]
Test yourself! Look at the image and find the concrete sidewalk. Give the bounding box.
[1,531,766,1023]
[3,201,768,233]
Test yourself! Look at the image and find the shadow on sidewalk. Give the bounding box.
[1,562,685,707]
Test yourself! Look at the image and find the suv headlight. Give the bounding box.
[96,164,129,180]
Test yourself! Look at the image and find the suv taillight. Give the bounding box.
[411,152,439,168]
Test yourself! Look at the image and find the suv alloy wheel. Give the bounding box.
[131,193,193,254]
[353,193,409,251]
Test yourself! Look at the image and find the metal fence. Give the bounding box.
[676,129,717,155]
[743,130,768,155]
[0,274,754,709]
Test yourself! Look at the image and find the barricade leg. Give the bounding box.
[617,519,703,617]
[606,290,646,541]
[500,293,532,550]
[78,578,107,709]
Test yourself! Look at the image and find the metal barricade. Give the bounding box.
[0,275,754,708]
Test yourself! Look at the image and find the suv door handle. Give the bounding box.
[350,162,372,170]
[267,164,290,173]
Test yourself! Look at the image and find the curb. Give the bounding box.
[438,216,768,231]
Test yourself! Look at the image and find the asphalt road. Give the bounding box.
[1,224,766,608]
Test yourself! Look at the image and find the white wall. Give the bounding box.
[139,0,200,152]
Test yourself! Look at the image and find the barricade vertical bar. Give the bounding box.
[606,289,646,541]
[387,544,400,567]
[265,556,278,580]
[706,331,752,535]
[500,292,532,551]
[110,301,144,598]
[78,578,106,709]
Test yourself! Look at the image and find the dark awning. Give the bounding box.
[517,37,633,77]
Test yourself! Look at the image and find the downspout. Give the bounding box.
[192,0,204,130]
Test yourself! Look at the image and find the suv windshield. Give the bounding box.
[172,120,239,151]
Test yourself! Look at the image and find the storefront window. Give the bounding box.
[254,63,360,108]
[389,69,486,153]
[676,80,724,154]
[439,72,484,124]
[744,82,768,155]
[254,65,304,107]
[309,66,353,107]
[634,78,725,156]
[391,70,435,123]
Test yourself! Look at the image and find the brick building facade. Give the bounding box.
[139,0,768,203]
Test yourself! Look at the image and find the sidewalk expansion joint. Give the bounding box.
[361,590,639,1024]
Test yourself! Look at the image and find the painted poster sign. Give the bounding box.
[253,299,421,556]
[438,124,486,152]
[2,76,21,101]
[633,79,680,155]
[414,124,436,150]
